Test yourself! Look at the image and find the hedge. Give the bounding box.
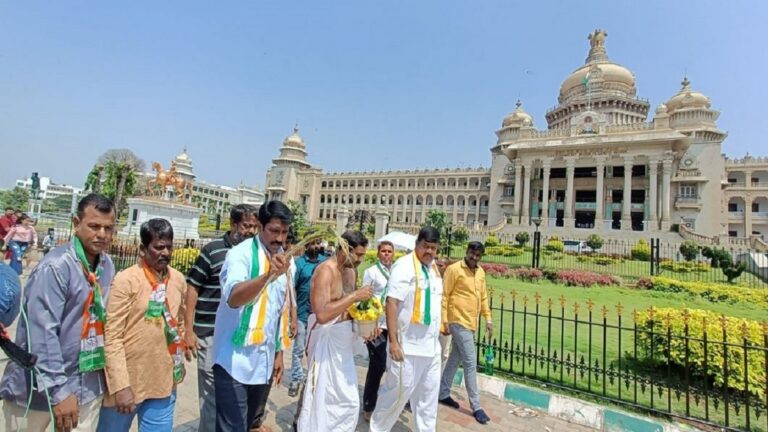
[364,249,406,264]
[641,276,768,307]
[635,307,766,399]
[659,259,710,273]
[485,245,524,257]
[171,247,201,274]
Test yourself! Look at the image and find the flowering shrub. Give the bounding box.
[171,248,200,274]
[631,239,651,261]
[646,277,768,307]
[480,262,512,278]
[635,307,765,399]
[485,245,523,257]
[512,267,544,282]
[551,270,622,287]
[636,277,654,289]
[659,259,710,273]
[364,249,406,264]
[544,238,564,252]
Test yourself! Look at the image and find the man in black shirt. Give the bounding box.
[185,204,258,432]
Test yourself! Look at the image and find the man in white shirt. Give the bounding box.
[361,240,395,421]
[212,201,294,432]
[370,227,443,432]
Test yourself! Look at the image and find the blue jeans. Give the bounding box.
[7,241,28,275]
[290,320,307,383]
[96,391,176,432]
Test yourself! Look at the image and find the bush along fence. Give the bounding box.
[474,290,768,431]
[465,234,768,289]
[108,239,204,273]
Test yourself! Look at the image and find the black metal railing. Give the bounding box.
[475,292,768,431]
[464,234,768,289]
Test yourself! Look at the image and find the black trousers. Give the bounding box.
[362,329,388,413]
[213,364,273,432]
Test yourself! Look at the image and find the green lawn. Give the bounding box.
[479,277,767,431]
[363,253,767,430]
[452,246,768,288]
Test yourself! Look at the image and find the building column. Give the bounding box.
[745,170,753,188]
[541,162,551,227]
[594,156,605,230]
[512,159,523,224]
[648,160,658,231]
[745,196,753,237]
[452,196,458,223]
[564,157,576,228]
[661,159,672,230]
[621,157,633,231]
[521,162,532,225]
[374,206,389,242]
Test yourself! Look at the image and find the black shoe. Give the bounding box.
[473,408,491,424]
[288,381,300,397]
[438,396,460,409]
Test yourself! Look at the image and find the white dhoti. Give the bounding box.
[297,314,359,432]
[370,353,442,432]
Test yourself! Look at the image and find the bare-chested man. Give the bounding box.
[296,230,373,432]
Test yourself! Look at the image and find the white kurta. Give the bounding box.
[297,314,360,432]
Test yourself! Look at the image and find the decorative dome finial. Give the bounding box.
[293,123,299,133]
[585,29,609,63]
[681,76,691,90]
[515,98,522,109]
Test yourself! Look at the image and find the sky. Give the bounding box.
[1,1,766,190]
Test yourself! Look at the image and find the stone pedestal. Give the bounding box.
[120,197,202,240]
[336,206,350,234]
[28,198,43,215]
[374,206,389,244]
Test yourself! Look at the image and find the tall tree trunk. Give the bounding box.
[114,166,127,218]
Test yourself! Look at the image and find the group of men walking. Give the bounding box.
[0,196,495,432]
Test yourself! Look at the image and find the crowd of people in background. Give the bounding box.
[0,195,494,432]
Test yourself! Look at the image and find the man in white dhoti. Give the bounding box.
[296,230,373,432]
[370,227,443,432]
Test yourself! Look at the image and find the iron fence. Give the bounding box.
[465,233,768,289]
[475,292,768,431]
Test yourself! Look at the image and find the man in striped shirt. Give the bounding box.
[185,204,258,432]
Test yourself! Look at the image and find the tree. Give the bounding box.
[451,226,469,246]
[42,194,75,213]
[424,209,448,238]
[287,200,309,238]
[0,187,30,211]
[515,231,530,247]
[679,240,699,262]
[586,234,604,252]
[85,149,145,217]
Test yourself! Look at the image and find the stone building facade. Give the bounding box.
[263,30,766,243]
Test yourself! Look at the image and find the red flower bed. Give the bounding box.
[552,270,622,287]
[512,267,544,282]
[479,262,511,278]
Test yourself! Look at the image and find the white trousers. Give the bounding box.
[3,396,103,432]
[370,353,441,432]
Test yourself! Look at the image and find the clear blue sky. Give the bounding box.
[1,1,766,189]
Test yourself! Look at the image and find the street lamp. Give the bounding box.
[531,216,542,268]
[444,223,453,258]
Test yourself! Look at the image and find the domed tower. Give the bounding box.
[489,99,536,226]
[545,29,650,130]
[663,76,727,237]
[265,126,315,204]
[172,147,196,182]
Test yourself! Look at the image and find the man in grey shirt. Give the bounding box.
[0,194,116,432]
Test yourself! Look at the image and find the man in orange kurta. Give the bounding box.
[97,219,187,432]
